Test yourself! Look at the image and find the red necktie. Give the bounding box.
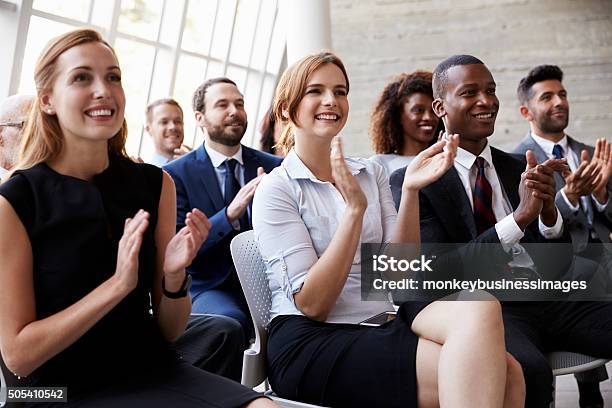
[473,157,496,234]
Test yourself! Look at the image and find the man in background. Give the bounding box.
[144,98,190,167]
[513,64,612,408]
[164,77,282,342]
[0,94,33,176]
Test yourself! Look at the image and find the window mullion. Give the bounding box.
[168,0,189,105]
[202,0,220,80]
[249,0,280,146]
[222,0,240,76]
[106,0,122,46]
[9,0,33,95]
[137,0,168,156]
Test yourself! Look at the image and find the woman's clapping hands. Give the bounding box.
[331,136,368,212]
[402,133,459,191]
[163,208,211,279]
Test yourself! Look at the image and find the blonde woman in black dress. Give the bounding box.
[0,29,275,408]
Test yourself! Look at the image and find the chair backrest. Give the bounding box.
[230,230,272,388]
[1,353,9,407]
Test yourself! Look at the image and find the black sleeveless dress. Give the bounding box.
[0,155,261,407]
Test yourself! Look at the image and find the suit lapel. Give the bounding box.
[242,146,260,183]
[524,134,565,189]
[439,168,478,239]
[491,147,521,210]
[196,145,224,210]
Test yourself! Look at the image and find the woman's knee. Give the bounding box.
[505,354,526,404]
[453,299,503,334]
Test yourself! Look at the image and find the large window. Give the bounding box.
[12,0,286,157]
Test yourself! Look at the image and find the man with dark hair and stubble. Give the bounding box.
[164,78,282,344]
[513,64,612,408]
[390,55,612,407]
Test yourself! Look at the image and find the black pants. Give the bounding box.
[503,302,612,408]
[169,314,246,382]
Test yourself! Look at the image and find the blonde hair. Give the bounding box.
[15,28,128,173]
[273,51,349,155]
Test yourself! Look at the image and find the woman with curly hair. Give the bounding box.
[370,71,442,176]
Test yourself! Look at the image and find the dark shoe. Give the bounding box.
[577,380,604,408]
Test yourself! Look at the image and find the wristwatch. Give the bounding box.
[162,273,192,299]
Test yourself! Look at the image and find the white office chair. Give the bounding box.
[0,354,6,408]
[549,352,609,408]
[231,230,609,407]
[230,230,327,408]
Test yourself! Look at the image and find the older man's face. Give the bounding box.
[0,96,33,169]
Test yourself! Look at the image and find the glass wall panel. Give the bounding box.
[228,0,258,66]
[181,0,216,54]
[174,54,207,145]
[118,0,163,41]
[209,0,236,60]
[250,0,275,71]
[18,17,76,94]
[114,38,156,155]
[33,0,91,22]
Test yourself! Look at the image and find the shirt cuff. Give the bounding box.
[495,214,525,250]
[591,194,609,212]
[225,208,241,231]
[538,207,563,239]
[560,188,580,212]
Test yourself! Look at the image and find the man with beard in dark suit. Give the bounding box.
[165,78,282,342]
[513,64,612,408]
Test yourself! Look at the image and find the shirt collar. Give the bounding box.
[0,166,8,177]
[455,141,493,171]
[205,143,243,168]
[283,149,365,182]
[149,152,171,167]
[530,132,568,156]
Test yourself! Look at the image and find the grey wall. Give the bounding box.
[330,0,612,156]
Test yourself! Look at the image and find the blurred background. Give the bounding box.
[1,0,611,157]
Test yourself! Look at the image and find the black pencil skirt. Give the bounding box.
[267,301,430,408]
[28,358,263,408]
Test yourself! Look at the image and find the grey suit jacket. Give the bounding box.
[513,133,612,251]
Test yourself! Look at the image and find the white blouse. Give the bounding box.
[252,149,396,324]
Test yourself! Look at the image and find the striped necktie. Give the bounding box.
[473,157,496,234]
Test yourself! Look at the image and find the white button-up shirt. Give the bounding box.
[453,143,563,244]
[252,149,395,324]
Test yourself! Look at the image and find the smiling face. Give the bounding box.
[146,103,184,157]
[293,63,349,142]
[433,63,498,155]
[41,41,125,148]
[197,82,248,147]
[400,92,438,147]
[523,79,569,137]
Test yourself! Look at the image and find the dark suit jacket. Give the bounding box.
[164,144,282,295]
[389,147,572,287]
[513,133,612,251]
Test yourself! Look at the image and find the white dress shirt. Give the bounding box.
[453,143,563,244]
[0,166,8,178]
[252,149,395,324]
